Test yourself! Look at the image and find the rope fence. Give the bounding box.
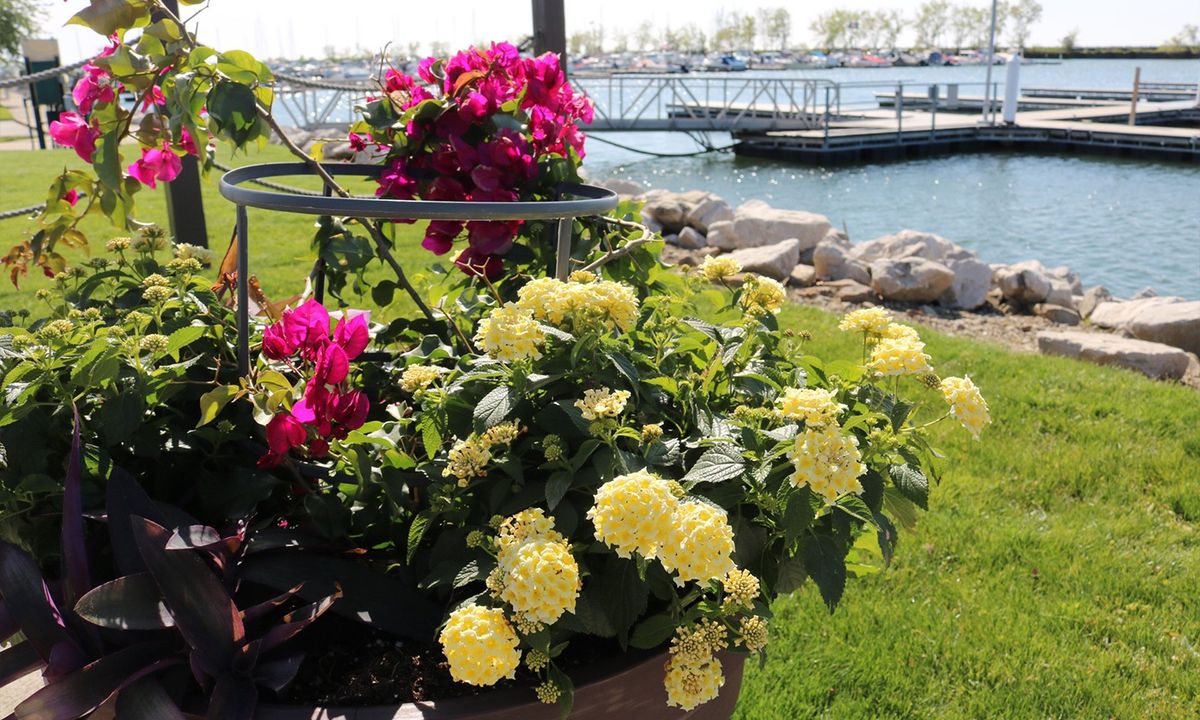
[0,57,93,90]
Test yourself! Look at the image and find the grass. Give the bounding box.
[0,106,13,121]
[3,147,1200,717]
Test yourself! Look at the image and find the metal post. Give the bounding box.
[531,0,567,74]
[553,218,572,280]
[823,85,830,146]
[24,57,46,150]
[235,204,250,376]
[1128,66,1141,125]
[982,0,998,125]
[313,184,332,303]
[156,0,209,248]
[897,82,904,142]
[930,84,938,138]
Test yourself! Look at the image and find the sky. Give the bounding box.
[33,0,1200,63]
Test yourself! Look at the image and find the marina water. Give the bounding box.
[582,59,1200,300]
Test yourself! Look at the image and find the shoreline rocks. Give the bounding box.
[634,186,1199,386]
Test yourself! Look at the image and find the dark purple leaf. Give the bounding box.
[14,642,175,720]
[240,551,437,641]
[0,600,16,643]
[164,526,222,551]
[240,583,303,625]
[0,641,43,688]
[254,589,341,654]
[114,677,186,720]
[252,653,303,693]
[61,408,91,612]
[105,470,198,576]
[43,641,88,683]
[74,575,174,631]
[0,543,81,666]
[130,517,242,677]
[204,674,257,720]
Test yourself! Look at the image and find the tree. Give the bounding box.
[1006,0,1042,50]
[758,8,792,51]
[970,3,1005,49]
[914,0,952,49]
[610,30,629,54]
[665,23,707,53]
[875,10,906,50]
[951,4,990,52]
[634,20,656,52]
[0,0,41,59]
[714,11,755,50]
[569,27,604,56]
[810,10,853,51]
[1162,24,1199,52]
[1059,28,1078,53]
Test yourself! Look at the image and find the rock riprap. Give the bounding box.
[1037,331,1193,380]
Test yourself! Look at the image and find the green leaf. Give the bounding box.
[888,464,929,510]
[474,385,516,429]
[407,512,435,564]
[782,488,814,545]
[775,554,808,594]
[164,325,206,359]
[100,392,144,444]
[545,470,572,510]
[629,613,675,650]
[595,555,648,642]
[882,487,920,530]
[68,0,150,36]
[682,444,745,486]
[609,351,639,390]
[197,385,240,428]
[371,280,396,306]
[802,534,846,612]
[206,80,260,146]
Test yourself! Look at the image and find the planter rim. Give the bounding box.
[256,648,747,720]
[218,163,620,221]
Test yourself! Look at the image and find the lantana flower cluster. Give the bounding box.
[257,300,371,467]
[362,43,594,277]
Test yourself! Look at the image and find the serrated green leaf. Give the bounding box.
[802,534,845,612]
[888,463,929,510]
[629,613,675,650]
[782,488,814,545]
[682,443,745,486]
[545,470,572,510]
[474,385,516,429]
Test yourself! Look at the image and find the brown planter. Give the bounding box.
[257,649,746,720]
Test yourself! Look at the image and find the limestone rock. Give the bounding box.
[1047,265,1083,295]
[706,220,739,251]
[662,233,679,246]
[1090,296,1187,331]
[1078,286,1111,319]
[1127,301,1200,355]
[813,238,871,285]
[1130,287,1158,300]
[994,261,1052,304]
[1045,279,1077,311]
[1034,303,1081,326]
[851,229,959,263]
[677,226,707,249]
[724,239,801,282]
[641,198,688,233]
[834,281,875,303]
[1036,331,1192,380]
[869,257,955,303]
[940,254,993,310]
[686,197,733,233]
[789,264,817,287]
[731,200,832,251]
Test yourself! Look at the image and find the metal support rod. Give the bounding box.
[897,82,904,141]
[982,0,999,125]
[554,218,572,280]
[236,204,250,376]
[313,183,332,303]
[1128,66,1141,126]
[531,0,567,75]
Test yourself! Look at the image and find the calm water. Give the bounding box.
[581,59,1200,299]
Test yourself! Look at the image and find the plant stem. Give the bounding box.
[579,217,653,273]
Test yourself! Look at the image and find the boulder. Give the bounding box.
[1090,296,1187,331]
[1047,265,1083,295]
[594,177,646,196]
[789,264,817,287]
[939,254,993,310]
[869,257,955,303]
[676,226,707,249]
[813,238,871,285]
[1034,303,1081,326]
[724,239,801,282]
[1131,287,1158,300]
[686,197,733,233]
[1127,301,1200,355]
[641,198,688,233]
[1045,279,1077,310]
[706,220,740,251]
[851,229,958,263]
[1036,331,1192,380]
[994,261,1052,304]
[731,200,832,251]
[662,233,679,246]
[1078,285,1111,319]
[833,281,875,303]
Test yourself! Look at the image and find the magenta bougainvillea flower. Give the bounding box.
[72,64,115,115]
[257,301,372,468]
[49,112,101,162]
[127,143,183,189]
[361,43,593,278]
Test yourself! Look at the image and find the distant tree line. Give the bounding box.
[810,0,1043,53]
[570,7,794,55]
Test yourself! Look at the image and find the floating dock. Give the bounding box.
[733,98,1200,163]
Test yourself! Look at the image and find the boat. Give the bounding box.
[701,54,748,72]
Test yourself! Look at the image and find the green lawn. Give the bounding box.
[3,147,1200,718]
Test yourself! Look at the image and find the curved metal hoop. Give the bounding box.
[217,162,621,375]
